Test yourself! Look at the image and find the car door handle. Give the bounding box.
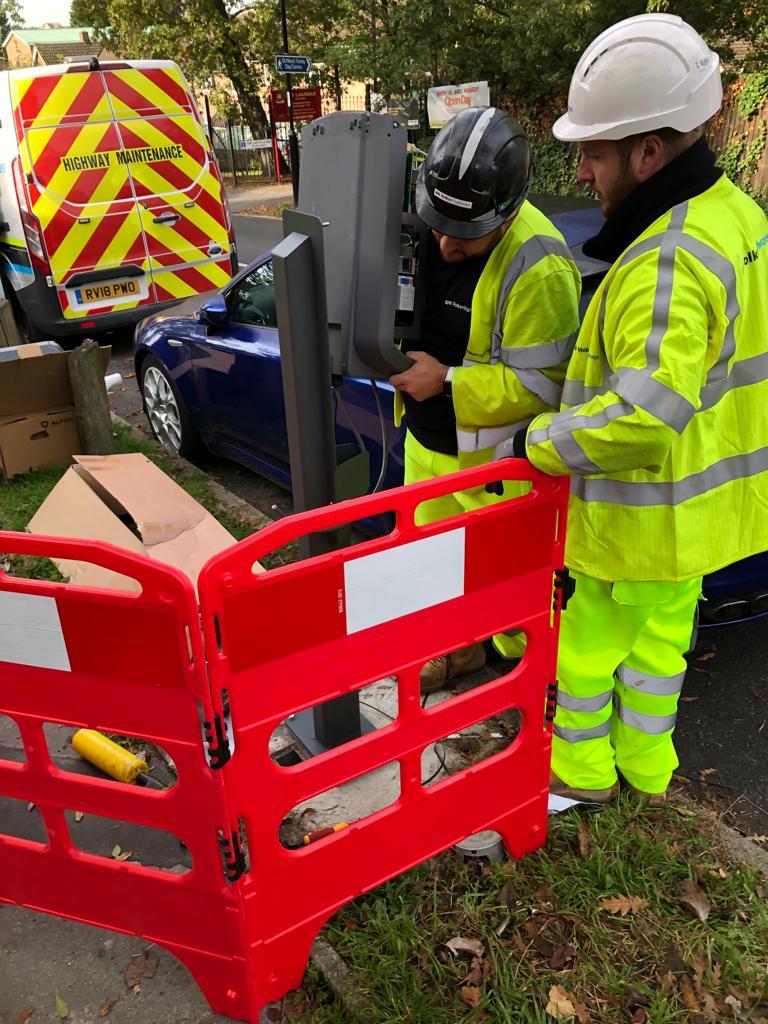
[153,212,181,225]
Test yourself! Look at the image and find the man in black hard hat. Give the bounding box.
[389,106,581,692]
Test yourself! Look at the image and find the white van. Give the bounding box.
[0,57,236,340]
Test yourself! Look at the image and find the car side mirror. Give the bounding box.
[199,294,228,329]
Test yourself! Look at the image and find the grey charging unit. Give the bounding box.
[298,110,424,379]
[274,111,425,755]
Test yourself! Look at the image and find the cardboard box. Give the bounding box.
[0,342,109,480]
[28,453,240,593]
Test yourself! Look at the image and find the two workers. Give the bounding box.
[391,12,768,804]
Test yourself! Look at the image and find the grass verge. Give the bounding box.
[0,419,295,577]
[290,796,768,1023]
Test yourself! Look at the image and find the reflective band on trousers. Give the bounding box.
[615,699,677,734]
[616,664,686,696]
[571,444,768,506]
[556,688,613,713]
[553,720,612,742]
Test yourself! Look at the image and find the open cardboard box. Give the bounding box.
[0,342,110,480]
[27,453,258,594]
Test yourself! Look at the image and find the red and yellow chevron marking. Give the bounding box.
[11,63,232,320]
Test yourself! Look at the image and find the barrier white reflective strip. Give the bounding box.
[344,528,465,634]
[0,591,71,672]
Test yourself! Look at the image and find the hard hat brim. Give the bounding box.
[415,176,512,240]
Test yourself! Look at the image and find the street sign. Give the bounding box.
[275,54,311,74]
[270,87,322,124]
[240,138,273,150]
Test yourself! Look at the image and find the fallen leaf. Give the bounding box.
[574,1000,591,1024]
[599,895,648,917]
[659,973,676,998]
[124,373,136,379]
[751,688,763,700]
[112,845,122,858]
[699,768,717,778]
[115,850,133,862]
[725,994,744,1018]
[680,879,711,922]
[660,945,689,977]
[14,1010,34,1024]
[459,985,482,1008]
[54,994,69,1020]
[624,987,651,1012]
[577,818,590,857]
[99,997,119,1016]
[512,931,528,956]
[549,944,577,971]
[124,952,159,989]
[630,1011,647,1024]
[680,695,701,702]
[679,974,701,1013]
[74,811,84,823]
[446,936,485,959]
[546,984,577,1019]
[696,651,716,661]
[498,879,520,911]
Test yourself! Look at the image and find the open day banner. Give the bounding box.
[427,81,490,128]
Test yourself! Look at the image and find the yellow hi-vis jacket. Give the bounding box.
[395,201,581,461]
[452,201,581,465]
[525,175,768,582]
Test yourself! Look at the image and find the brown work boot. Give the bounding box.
[420,642,486,695]
[624,782,667,806]
[550,771,619,804]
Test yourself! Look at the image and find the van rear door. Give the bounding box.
[11,66,156,320]
[102,64,232,302]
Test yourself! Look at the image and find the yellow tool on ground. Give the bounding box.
[71,729,163,788]
[303,822,348,845]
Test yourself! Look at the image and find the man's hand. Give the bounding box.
[390,351,449,402]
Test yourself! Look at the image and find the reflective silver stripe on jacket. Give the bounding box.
[527,402,634,474]
[615,699,677,734]
[616,664,686,696]
[490,235,574,363]
[456,419,533,453]
[561,380,606,406]
[570,444,768,506]
[553,720,612,742]
[500,332,577,370]
[556,688,613,713]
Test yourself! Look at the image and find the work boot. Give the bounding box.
[420,642,486,695]
[549,771,619,804]
[624,782,667,806]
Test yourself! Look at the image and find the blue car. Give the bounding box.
[133,206,768,627]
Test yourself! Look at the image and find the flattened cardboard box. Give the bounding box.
[28,453,241,593]
[0,342,110,480]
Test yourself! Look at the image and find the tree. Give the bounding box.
[0,0,22,40]
[70,0,274,134]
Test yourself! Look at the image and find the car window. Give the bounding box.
[228,261,277,328]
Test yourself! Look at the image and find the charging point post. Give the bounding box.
[272,211,373,755]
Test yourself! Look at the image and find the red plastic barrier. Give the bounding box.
[0,536,253,1021]
[198,459,569,1009]
[0,460,568,1022]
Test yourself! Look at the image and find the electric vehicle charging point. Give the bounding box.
[272,111,428,755]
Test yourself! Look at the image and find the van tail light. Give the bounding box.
[12,157,51,276]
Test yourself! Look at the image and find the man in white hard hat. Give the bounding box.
[500,13,768,803]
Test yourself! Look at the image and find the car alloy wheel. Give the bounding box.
[143,364,183,451]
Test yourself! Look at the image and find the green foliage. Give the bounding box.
[0,0,21,38]
[716,121,768,215]
[737,73,768,120]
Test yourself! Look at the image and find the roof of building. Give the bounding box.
[33,41,101,63]
[9,27,94,44]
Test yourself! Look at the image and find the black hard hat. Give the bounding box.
[415,106,532,239]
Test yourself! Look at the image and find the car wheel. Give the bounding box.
[140,355,202,458]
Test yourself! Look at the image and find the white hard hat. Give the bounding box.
[553,13,722,142]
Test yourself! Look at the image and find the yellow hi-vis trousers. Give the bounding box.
[403,430,525,658]
[553,573,702,794]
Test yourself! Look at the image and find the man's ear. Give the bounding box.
[635,133,667,181]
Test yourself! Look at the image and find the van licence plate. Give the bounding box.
[68,276,146,309]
